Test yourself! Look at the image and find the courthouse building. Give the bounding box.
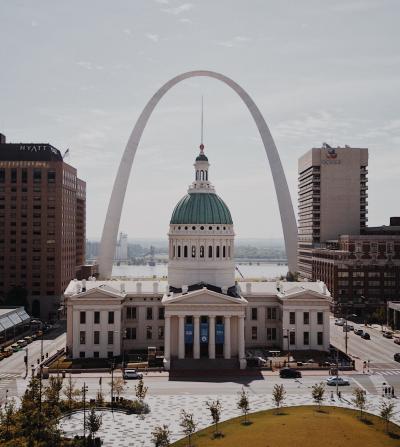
[66,145,331,369]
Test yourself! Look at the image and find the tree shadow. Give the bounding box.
[388,432,400,440]
[241,420,253,426]
[360,418,373,426]
[274,412,289,416]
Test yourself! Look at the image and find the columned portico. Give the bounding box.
[224,316,231,359]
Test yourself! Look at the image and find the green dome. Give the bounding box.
[170,192,233,225]
[196,153,208,162]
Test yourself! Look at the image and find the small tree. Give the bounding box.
[311,382,325,411]
[380,400,396,433]
[151,424,171,447]
[179,410,197,447]
[0,399,17,441]
[44,376,64,408]
[135,378,148,402]
[96,389,105,406]
[63,374,81,410]
[237,388,250,424]
[272,384,286,414]
[206,399,223,436]
[352,387,368,420]
[85,407,102,442]
[109,377,126,399]
[372,307,386,331]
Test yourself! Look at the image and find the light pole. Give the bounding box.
[344,313,357,355]
[283,328,295,365]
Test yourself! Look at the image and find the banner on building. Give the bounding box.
[216,324,224,344]
[184,324,193,343]
[200,322,208,343]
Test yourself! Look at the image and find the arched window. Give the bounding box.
[216,246,220,258]
[178,246,181,258]
[173,245,175,258]
[208,246,213,258]
[192,246,196,258]
[223,246,226,258]
[200,246,204,258]
[184,245,188,258]
[228,245,231,258]
[205,170,208,181]
[200,170,204,180]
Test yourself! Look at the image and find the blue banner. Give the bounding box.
[184,324,193,343]
[200,323,208,344]
[216,324,224,344]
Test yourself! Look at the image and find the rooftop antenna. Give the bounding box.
[200,95,204,147]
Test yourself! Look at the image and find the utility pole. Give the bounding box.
[110,360,115,411]
[82,382,88,446]
[24,347,28,378]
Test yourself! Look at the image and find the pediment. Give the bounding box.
[70,285,125,300]
[162,287,247,306]
[280,288,330,301]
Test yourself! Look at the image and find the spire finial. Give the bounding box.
[200,95,204,152]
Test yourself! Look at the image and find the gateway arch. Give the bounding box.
[97,70,298,278]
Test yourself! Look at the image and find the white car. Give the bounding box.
[335,319,345,326]
[326,376,350,386]
[123,369,143,380]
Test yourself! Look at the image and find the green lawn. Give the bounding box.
[171,406,400,447]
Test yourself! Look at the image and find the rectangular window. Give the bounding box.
[146,326,152,340]
[22,169,27,183]
[289,312,296,325]
[158,307,164,320]
[108,331,114,345]
[303,312,309,325]
[251,326,257,340]
[251,308,258,321]
[80,311,86,324]
[289,331,295,345]
[146,307,153,320]
[267,308,277,320]
[11,169,17,183]
[126,327,137,340]
[267,327,277,341]
[93,351,99,358]
[79,331,86,345]
[79,351,85,358]
[303,332,309,345]
[47,171,56,183]
[107,351,113,359]
[94,331,100,345]
[317,332,323,345]
[126,306,136,320]
[317,312,323,325]
[158,326,164,340]
[94,311,100,324]
[108,311,114,324]
[33,169,41,183]
[0,169,4,183]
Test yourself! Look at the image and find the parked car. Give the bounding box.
[383,331,393,339]
[361,332,370,340]
[123,369,143,380]
[394,337,400,345]
[24,336,33,344]
[394,353,400,362]
[17,339,28,348]
[354,329,364,336]
[1,348,13,358]
[279,367,302,379]
[327,376,350,386]
[335,319,345,326]
[10,343,20,352]
[343,325,352,332]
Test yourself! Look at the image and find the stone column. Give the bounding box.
[178,315,185,360]
[209,316,216,359]
[238,315,246,369]
[193,316,200,359]
[224,316,231,359]
[164,315,171,370]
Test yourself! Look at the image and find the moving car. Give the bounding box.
[361,332,370,340]
[394,353,400,362]
[354,329,363,336]
[123,369,143,380]
[326,376,350,386]
[393,337,400,345]
[279,367,302,379]
[335,319,345,326]
[383,331,393,339]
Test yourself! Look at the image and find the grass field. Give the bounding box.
[171,406,400,447]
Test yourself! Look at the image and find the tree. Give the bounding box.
[206,399,222,436]
[311,382,325,411]
[44,376,64,408]
[63,374,81,410]
[352,387,368,420]
[151,424,171,447]
[372,307,386,331]
[272,384,286,414]
[135,378,148,402]
[237,388,250,424]
[85,407,102,443]
[109,377,126,399]
[0,399,17,441]
[380,400,396,433]
[179,410,197,447]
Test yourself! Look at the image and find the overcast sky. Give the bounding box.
[1,0,399,240]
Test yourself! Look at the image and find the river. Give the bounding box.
[112,262,288,280]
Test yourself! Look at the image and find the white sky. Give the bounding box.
[1,0,399,240]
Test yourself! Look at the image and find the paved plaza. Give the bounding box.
[60,390,400,447]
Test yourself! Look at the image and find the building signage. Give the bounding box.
[184,324,193,343]
[216,324,224,344]
[322,147,341,165]
[200,323,208,343]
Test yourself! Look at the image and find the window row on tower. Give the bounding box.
[170,240,234,260]
[195,170,208,181]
